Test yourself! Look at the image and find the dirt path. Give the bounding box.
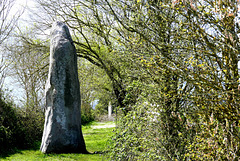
[91,122,116,129]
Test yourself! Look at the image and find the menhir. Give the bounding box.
[40,21,87,154]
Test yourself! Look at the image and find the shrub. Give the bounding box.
[18,107,44,148]
[94,102,108,120]
[185,114,240,160]
[0,97,23,151]
[107,100,195,161]
[81,102,94,125]
[0,96,44,152]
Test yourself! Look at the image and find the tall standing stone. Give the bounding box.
[40,21,87,154]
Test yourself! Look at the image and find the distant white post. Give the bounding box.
[108,101,112,119]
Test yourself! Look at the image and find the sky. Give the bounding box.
[14,0,36,22]
[13,0,34,14]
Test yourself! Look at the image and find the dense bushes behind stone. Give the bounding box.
[81,102,94,125]
[0,97,44,152]
[0,98,22,151]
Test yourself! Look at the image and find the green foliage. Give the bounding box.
[18,107,44,147]
[108,103,163,160]
[185,114,240,160]
[94,96,116,120]
[78,58,114,122]
[94,102,107,117]
[0,94,44,152]
[81,102,94,125]
[103,0,240,160]
[107,82,197,160]
[0,96,24,152]
[0,104,16,150]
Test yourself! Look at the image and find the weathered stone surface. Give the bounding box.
[40,21,87,154]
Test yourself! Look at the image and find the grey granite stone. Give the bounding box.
[40,21,87,154]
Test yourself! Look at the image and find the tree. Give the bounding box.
[0,0,21,44]
[0,1,47,151]
[4,28,48,148]
[103,1,195,159]
[31,0,134,114]
[104,0,240,160]
[0,0,22,92]
[6,28,49,110]
[78,58,112,123]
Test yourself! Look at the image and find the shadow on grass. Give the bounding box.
[82,121,98,127]
[0,147,105,160]
[38,149,106,161]
[0,148,22,159]
[0,141,41,159]
[40,152,106,161]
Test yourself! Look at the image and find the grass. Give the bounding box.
[0,121,115,161]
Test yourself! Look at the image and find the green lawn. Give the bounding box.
[0,121,115,161]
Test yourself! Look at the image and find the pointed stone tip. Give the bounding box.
[53,21,67,29]
[51,21,72,42]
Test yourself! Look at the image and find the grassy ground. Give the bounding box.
[0,121,115,161]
